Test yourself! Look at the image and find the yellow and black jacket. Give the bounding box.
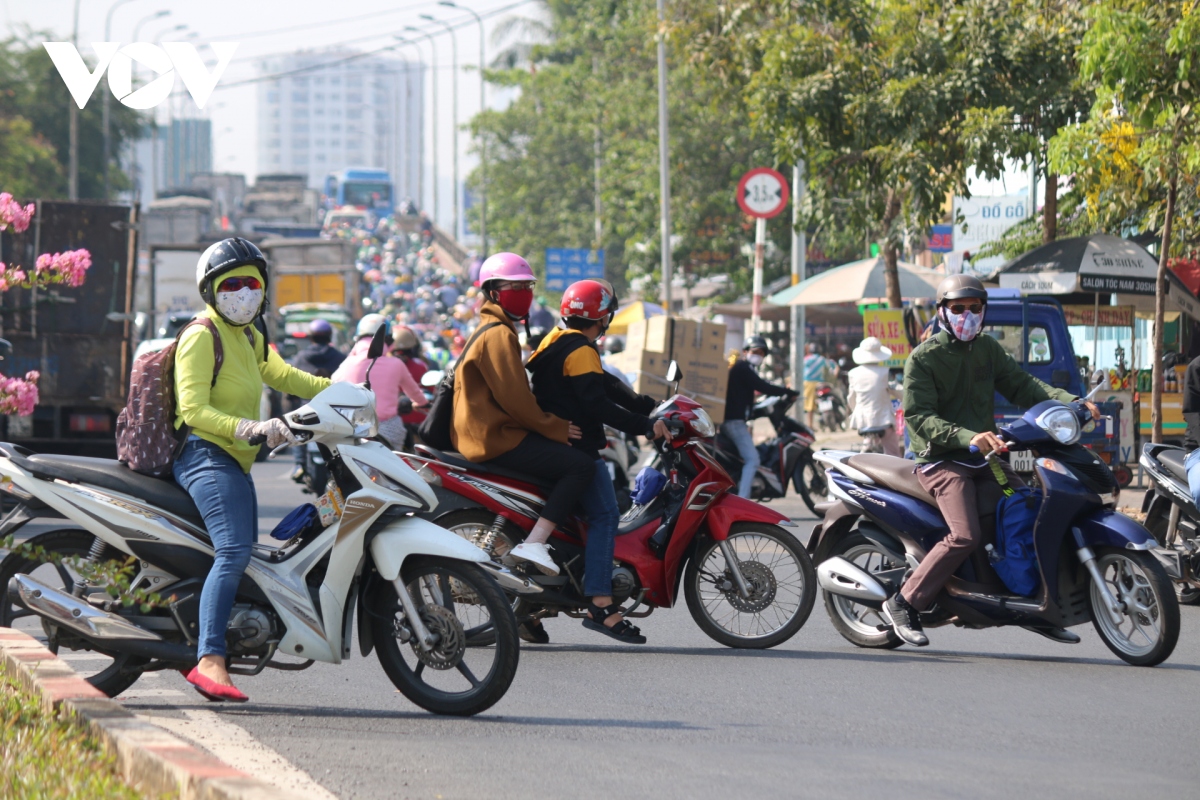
[527,328,657,459]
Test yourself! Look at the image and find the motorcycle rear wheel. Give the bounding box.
[0,529,147,696]
[372,556,520,715]
[821,533,903,649]
[684,524,815,648]
[1146,517,1200,605]
[1088,548,1179,667]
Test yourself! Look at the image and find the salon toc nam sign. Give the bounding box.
[43,42,238,110]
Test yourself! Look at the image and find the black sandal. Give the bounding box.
[582,603,646,644]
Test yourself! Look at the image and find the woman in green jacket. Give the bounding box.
[174,238,329,702]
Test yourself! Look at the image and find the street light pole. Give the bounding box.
[103,0,141,199]
[790,161,806,390]
[69,0,81,200]
[395,38,424,213]
[421,14,459,244]
[440,0,487,255]
[404,28,439,228]
[655,0,672,313]
[128,10,169,204]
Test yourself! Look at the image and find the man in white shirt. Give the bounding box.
[846,337,902,456]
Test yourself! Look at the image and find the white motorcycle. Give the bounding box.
[0,331,532,716]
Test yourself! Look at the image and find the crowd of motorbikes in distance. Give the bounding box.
[0,347,1184,723]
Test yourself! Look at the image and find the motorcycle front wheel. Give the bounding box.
[372,556,520,715]
[1087,548,1179,667]
[1146,517,1200,605]
[683,523,815,648]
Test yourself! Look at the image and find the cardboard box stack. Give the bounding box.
[620,317,729,422]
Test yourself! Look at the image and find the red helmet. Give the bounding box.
[560,280,614,322]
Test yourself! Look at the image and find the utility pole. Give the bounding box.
[593,56,602,251]
[790,162,806,389]
[655,0,672,312]
[69,0,82,200]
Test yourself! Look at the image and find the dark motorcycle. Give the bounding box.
[711,395,826,514]
[812,394,1179,666]
[816,384,847,432]
[1138,443,1200,604]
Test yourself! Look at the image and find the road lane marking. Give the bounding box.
[143,708,337,800]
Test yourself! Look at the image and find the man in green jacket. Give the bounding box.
[882,275,1099,647]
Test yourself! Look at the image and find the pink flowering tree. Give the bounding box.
[0,194,93,415]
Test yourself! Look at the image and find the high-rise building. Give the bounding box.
[163,118,213,191]
[256,52,424,202]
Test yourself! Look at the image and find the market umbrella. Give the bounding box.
[994,234,1158,295]
[608,300,665,335]
[781,257,942,305]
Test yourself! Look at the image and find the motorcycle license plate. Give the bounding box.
[818,398,834,412]
[1010,451,1035,473]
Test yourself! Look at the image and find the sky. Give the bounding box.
[7,0,542,231]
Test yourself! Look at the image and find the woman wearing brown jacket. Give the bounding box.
[452,253,594,576]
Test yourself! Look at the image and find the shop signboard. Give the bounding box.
[862,308,909,368]
[1062,305,1135,327]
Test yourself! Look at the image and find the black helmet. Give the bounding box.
[936,274,987,305]
[196,237,269,306]
[743,335,770,353]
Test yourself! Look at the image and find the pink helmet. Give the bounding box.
[477,252,536,289]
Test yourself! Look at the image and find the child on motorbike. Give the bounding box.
[886,274,1098,648]
[526,279,672,644]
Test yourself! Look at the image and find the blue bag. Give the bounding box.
[270,503,321,541]
[631,466,668,506]
[991,461,1042,596]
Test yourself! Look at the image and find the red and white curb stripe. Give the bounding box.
[0,627,292,800]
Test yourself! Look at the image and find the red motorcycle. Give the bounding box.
[402,394,816,648]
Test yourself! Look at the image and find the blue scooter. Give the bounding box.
[811,394,1179,666]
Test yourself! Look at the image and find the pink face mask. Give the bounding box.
[940,306,983,342]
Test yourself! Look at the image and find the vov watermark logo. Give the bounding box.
[43,42,238,110]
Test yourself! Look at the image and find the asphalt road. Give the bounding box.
[16,460,1200,799]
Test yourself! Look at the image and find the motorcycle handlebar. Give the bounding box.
[249,434,267,446]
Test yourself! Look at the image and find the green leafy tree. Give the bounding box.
[1050,1,1200,442]
[468,1,782,300]
[0,31,142,200]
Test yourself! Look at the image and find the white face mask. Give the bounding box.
[747,353,765,366]
[215,287,264,325]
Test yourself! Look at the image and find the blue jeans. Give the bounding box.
[722,420,758,499]
[173,438,258,660]
[1187,450,1200,507]
[580,459,621,597]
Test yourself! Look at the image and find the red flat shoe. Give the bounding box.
[185,667,249,703]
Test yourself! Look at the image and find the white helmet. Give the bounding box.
[356,313,389,340]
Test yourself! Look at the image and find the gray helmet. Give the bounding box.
[936,274,987,305]
[743,335,770,354]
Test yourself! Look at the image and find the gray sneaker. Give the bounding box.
[881,592,929,647]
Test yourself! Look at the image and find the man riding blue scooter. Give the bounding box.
[883,274,1100,646]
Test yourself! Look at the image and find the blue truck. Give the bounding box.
[978,291,1128,484]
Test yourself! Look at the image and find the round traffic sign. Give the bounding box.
[737,167,790,219]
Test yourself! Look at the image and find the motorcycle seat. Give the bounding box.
[1157,448,1190,483]
[858,425,891,436]
[414,445,556,492]
[845,453,936,506]
[23,454,203,524]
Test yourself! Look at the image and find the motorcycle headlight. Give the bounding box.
[353,459,428,509]
[689,408,716,438]
[1036,407,1080,445]
[332,403,378,438]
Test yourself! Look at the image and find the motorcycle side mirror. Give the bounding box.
[665,360,682,383]
[363,324,388,390]
[420,370,444,388]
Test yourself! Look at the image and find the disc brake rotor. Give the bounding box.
[724,561,777,613]
[411,605,466,670]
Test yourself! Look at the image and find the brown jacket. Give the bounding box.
[451,300,570,461]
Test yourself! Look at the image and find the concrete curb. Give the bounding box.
[0,627,290,800]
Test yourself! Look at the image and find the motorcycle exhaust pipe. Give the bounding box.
[477,561,544,595]
[8,574,197,663]
[817,557,890,604]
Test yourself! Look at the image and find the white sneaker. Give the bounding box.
[508,542,559,575]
